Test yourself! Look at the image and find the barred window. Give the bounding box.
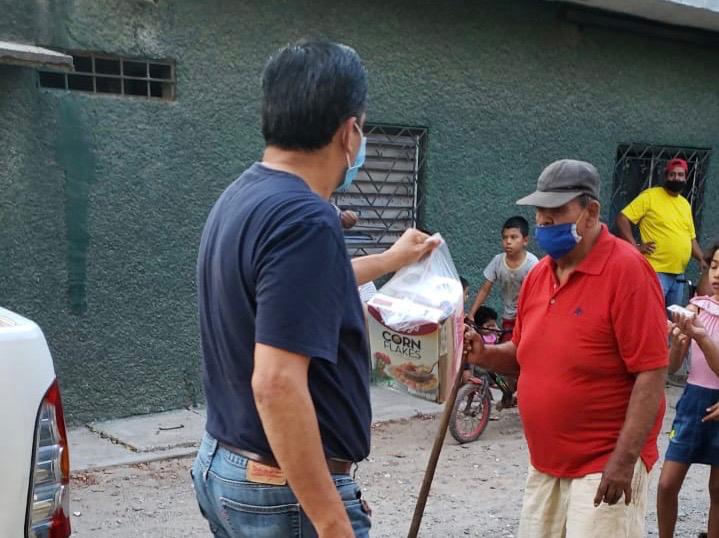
[38,52,175,100]
[332,124,428,257]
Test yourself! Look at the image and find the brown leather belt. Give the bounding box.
[219,443,354,475]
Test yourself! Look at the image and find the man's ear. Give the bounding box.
[588,199,601,224]
[338,117,358,156]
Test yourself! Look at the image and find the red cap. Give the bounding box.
[666,158,688,174]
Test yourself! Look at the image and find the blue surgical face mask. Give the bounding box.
[338,123,366,192]
[534,211,585,260]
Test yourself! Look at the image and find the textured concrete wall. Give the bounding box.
[2,0,719,423]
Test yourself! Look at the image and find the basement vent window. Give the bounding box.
[38,52,175,100]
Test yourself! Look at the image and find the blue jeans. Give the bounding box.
[191,433,371,537]
[657,272,686,313]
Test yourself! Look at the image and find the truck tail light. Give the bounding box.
[27,380,71,538]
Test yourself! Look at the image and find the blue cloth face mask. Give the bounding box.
[534,212,585,260]
[338,123,366,192]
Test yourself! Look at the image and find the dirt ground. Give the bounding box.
[70,386,711,537]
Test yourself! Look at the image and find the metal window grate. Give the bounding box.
[38,52,175,100]
[609,144,711,237]
[332,123,427,257]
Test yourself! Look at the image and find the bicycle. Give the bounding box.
[448,326,516,444]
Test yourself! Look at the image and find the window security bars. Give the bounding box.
[332,124,428,257]
[38,52,174,100]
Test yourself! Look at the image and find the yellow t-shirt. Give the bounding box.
[621,186,695,274]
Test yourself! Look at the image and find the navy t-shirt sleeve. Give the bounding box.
[254,220,346,362]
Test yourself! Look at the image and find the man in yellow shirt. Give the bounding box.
[615,158,706,309]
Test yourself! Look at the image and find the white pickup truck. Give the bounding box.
[0,307,71,537]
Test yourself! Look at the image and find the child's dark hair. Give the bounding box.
[474,306,498,328]
[704,240,719,265]
[459,276,469,290]
[502,216,529,238]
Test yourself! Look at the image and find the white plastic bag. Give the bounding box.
[369,234,463,333]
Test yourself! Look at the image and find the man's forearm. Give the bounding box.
[692,239,704,262]
[352,251,406,286]
[253,352,350,535]
[472,341,520,376]
[351,229,439,286]
[614,214,636,244]
[610,368,666,463]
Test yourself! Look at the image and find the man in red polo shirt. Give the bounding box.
[464,159,668,537]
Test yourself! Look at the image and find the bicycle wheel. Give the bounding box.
[448,381,491,444]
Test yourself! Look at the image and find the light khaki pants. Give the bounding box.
[518,460,649,538]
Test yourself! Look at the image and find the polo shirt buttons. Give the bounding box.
[550,298,556,305]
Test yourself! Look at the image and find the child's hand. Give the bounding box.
[339,210,359,229]
[671,309,706,341]
[668,321,689,348]
[702,401,719,422]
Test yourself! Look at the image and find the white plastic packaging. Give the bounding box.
[370,234,463,332]
[668,304,695,319]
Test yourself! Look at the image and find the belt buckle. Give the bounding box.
[246,460,287,485]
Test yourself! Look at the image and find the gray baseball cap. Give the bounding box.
[516,159,600,208]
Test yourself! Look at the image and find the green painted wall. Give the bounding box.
[2,0,719,423]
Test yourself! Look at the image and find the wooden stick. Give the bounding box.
[407,362,466,538]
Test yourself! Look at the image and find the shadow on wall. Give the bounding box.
[57,99,95,315]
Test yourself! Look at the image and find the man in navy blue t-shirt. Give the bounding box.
[191,41,438,538]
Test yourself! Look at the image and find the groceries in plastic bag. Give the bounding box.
[367,234,463,333]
